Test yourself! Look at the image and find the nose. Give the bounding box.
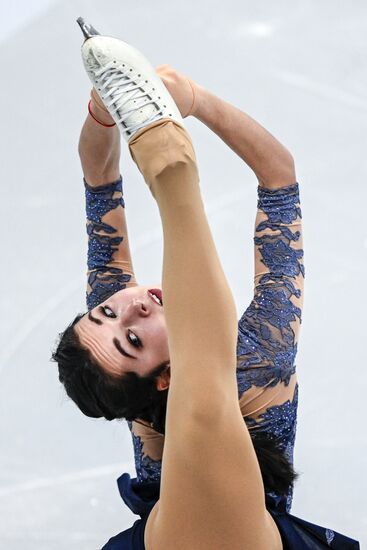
[134,299,150,317]
[122,298,151,322]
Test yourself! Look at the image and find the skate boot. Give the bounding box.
[77,17,184,142]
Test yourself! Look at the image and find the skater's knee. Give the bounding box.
[153,151,197,180]
[129,120,199,186]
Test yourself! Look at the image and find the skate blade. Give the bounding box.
[76,17,101,40]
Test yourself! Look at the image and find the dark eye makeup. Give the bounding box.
[101,305,116,318]
[100,305,143,349]
[127,330,142,349]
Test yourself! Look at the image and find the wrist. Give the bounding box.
[83,166,121,188]
[79,116,121,187]
[84,175,122,190]
[89,88,116,126]
[191,85,211,121]
[183,79,200,118]
[89,98,116,126]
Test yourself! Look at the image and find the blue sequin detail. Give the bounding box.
[236,277,301,395]
[258,237,304,278]
[256,183,305,281]
[127,421,162,483]
[85,178,132,310]
[257,183,300,217]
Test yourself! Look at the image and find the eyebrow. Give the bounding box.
[88,311,102,325]
[87,311,137,360]
[113,338,137,360]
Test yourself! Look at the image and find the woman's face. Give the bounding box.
[75,285,170,385]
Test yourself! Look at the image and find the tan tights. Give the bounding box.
[129,119,282,550]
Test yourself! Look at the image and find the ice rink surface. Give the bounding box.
[0,0,366,548]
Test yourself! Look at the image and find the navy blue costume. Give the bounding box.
[83,179,359,549]
[101,474,359,549]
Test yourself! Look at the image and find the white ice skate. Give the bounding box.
[77,17,184,141]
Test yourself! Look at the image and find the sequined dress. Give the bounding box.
[83,179,359,549]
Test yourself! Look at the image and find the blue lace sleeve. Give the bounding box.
[236,182,304,511]
[236,182,304,395]
[84,177,137,310]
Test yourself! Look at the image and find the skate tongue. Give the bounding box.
[77,17,101,40]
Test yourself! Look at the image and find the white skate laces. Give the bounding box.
[79,28,184,140]
[93,60,164,137]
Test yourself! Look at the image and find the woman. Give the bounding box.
[53,19,359,549]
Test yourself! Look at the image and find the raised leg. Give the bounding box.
[129,119,282,550]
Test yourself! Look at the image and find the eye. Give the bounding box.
[101,305,116,318]
[127,330,142,349]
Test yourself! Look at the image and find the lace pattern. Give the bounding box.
[85,178,133,310]
[127,421,163,483]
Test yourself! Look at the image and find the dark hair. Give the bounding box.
[252,435,298,498]
[52,313,297,496]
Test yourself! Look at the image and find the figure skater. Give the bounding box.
[52,19,360,549]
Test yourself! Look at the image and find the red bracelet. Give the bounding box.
[88,100,116,127]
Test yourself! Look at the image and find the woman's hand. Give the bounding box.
[155,64,200,118]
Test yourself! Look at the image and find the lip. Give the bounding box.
[147,288,163,306]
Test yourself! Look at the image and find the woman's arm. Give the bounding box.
[78,90,121,185]
[80,91,138,310]
[194,88,295,189]
[157,65,295,190]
